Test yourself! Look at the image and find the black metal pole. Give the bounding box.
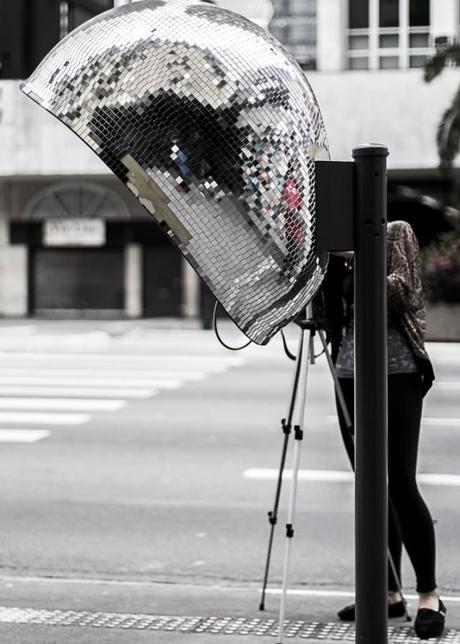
[352,143,389,644]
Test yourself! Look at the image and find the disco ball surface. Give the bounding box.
[21,0,329,344]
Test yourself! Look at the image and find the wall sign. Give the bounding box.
[44,218,106,247]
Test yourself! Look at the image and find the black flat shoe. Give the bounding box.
[414,598,446,640]
[337,599,407,622]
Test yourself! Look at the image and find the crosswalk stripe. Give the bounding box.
[0,353,244,368]
[422,417,460,427]
[0,369,207,382]
[0,325,36,336]
[436,381,460,390]
[0,386,157,399]
[0,377,182,389]
[244,469,354,483]
[0,412,89,425]
[0,429,50,443]
[327,415,460,428]
[243,468,460,487]
[0,398,126,411]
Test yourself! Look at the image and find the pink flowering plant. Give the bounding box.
[423,232,460,303]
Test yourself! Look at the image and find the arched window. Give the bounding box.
[23,182,130,222]
[348,0,431,70]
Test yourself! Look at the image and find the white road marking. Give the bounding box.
[0,352,244,369]
[2,572,460,604]
[244,468,460,487]
[416,473,460,486]
[0,429,50,443]
[0,326,36,335]
[263,588,460,603]
[0,332,109,348]
[422,418,460,427]
[265,588,355,598]
[327,415,460,428]
[0,412,89,425]
[0,376,182,389]
[245,468,354,483]
[436,381,460,390]
[0,369,206,382]
[0,398,125,411]
[0,386,157,399]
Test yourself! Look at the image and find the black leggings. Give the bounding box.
[336,373,437,593]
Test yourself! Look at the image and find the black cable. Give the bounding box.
[212,300,324,360]
[280,329,296,361]
[212,300,252,351]
[282,326,325,361]
[314,346,326,360]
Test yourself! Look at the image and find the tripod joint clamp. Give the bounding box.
[294,425,304,440]
[296,318,322,334]
[281,418,291,435]
[286,523,294,538]
[268,511,277,526]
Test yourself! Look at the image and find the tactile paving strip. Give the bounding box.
[0,607,459,642]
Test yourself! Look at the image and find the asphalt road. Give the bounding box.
[0,319,459,643]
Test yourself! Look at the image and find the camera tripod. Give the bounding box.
[259,312,411,644]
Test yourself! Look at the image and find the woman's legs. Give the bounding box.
[336,374,438,604]
[336,378,403,594]
[387,374,437,603]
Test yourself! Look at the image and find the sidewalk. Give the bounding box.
[1,576,459,643]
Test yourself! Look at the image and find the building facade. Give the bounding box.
[314,0,460,248]
[0,0,458,319]
[0,0,199,319]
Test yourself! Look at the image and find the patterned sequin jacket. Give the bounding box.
[315,220,435,395]
[387,221,428,358]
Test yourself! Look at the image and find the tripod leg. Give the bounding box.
[260,327,305,611]
[317,329,411,622]
[317,329,352,430]
[278,329,310,644]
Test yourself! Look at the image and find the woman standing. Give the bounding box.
[322,221,445,640]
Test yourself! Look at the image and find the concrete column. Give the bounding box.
[369,0,379,70]
[317,0,347,72]
[0,182,28,317]
[182,258,199,318]
[125,243,142,317]
[431,0,459,39]
[0,246,28,317]
[399,0,410,69]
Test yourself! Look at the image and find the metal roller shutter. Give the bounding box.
[31,248,124,314]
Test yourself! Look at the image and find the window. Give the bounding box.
[289,0,316,16]
[0,0,61,79]
[290,20,315,45]
[269,0,317,68]
[61,1,113,38]
[349,0,369,28]
[410,0,429,27]
[347,0,432,70]
[0,0,114,79]
[379,0,399,28]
